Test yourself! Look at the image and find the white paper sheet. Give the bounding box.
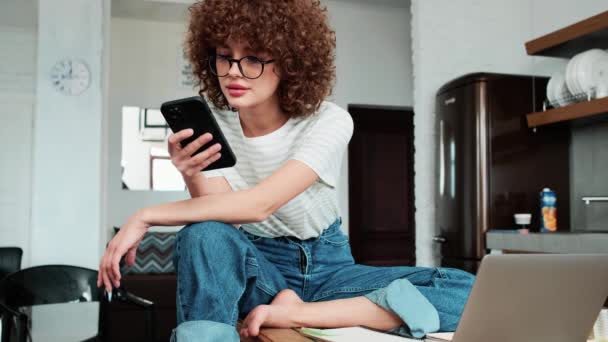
[299,327,422,342]
[426,332,454,341]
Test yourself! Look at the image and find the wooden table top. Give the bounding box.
[237,324,314,342]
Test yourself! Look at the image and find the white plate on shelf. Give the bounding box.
[547,72,572,107]
[546,73,559,106]
[576,48,608,97]
[591,51,608,98]
[602,49,608,97]
[566,52,583,96]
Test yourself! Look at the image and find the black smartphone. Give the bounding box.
[160,96,237,171]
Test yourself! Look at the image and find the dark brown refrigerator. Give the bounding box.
[433,73,571,274]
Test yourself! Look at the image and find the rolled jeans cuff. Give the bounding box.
[170,320,240,342]
[364,278,440,338]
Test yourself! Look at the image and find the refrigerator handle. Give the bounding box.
[433,236,447,243]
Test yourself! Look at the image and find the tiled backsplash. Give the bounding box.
[571,120,608,232]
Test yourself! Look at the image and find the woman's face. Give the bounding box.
[215,41,281,111]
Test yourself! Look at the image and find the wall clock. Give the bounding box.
[50,58,91,96]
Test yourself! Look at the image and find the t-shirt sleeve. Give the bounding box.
[290,103,354,188]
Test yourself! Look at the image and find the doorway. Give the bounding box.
[348,105,415,266]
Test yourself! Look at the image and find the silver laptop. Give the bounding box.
[446,254,608,342]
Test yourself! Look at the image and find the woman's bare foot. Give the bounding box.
[239,289,304,337]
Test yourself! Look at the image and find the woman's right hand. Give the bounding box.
[168,129,222,178]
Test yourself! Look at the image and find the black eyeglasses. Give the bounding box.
[209,54,275,80]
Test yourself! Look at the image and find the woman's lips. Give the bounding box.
[227,88,248,97]
[227,83,249,97]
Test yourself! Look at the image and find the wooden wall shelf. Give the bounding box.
[525,10,608,127]
[526,97,608,127]
[525,10,608,58]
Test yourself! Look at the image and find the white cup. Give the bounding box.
[513,213,532,225]
[595,309,608,342]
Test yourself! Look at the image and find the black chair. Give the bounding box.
[0,248,22,280]
[0,265,156,342]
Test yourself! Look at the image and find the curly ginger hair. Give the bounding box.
[185,0,336,118]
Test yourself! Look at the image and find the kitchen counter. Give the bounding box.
[486,231,608,253]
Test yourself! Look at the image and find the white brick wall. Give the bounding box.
[30,0,105,268]
[0,27,36,266]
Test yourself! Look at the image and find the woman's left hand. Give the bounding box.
[97,209,150,294]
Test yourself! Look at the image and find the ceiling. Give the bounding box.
[111,0,410,23]
[0,0,408,29]
[112,0,190,23]
[0,0,37,28]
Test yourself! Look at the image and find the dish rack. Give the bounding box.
[543,87,601,111]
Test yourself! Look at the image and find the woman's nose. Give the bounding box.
[227,60,241,77]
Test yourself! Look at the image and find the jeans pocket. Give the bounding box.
[319,226,349,246]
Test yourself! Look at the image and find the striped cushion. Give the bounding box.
[116,228,176,274]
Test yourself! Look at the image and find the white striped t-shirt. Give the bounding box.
[202,101,354,239]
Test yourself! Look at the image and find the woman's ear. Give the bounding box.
[272,63,283,80]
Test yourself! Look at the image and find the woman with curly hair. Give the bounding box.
[98,0,474,340]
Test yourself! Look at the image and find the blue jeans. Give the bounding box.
[171,218,474,341]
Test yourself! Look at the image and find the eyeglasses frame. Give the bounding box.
[209,54,275,80]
